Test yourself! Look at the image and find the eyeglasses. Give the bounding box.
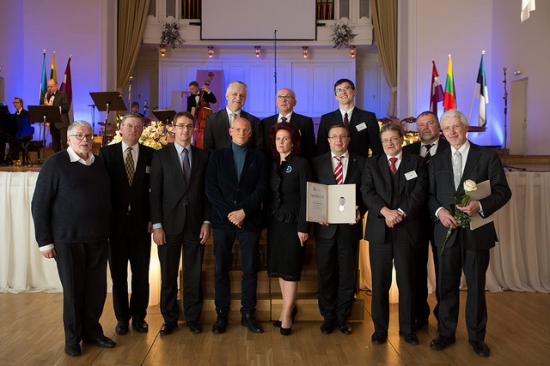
[381,136,401,144]
[328,135,349,140]
[174,124,194,130]
[335,86,352,94]
[123,124,143,130]
[231,127,251,133]
[70,133,93,141]
[276,95,294,101]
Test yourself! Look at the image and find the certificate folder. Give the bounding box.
[306,182,356,224]
[468,180,494,230]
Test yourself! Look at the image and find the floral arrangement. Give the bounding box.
[110,121,171,150]
[161,22,184,49]
[440,179,478,256]
[331,22,357,49]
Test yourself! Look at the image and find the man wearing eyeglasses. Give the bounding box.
[361,123,427,347]
[99,114,155,336]
[261,88,315,160]
[311,124,367,336]
[149,111,211,336]
[316,78,383,158]
[32,121,115,357]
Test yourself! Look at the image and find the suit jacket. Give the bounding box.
[361,153,428,246]
[261,113,316,160]
[14,109,34,139]
[99,143,155,236]
[149,144,211,236]
[427,142,512,250]
[42,91,70,128]
[402,137,450,156]
[187,92,217,113]
[315,108,383,158]
[205,144,268,232]
[204,109,264,152]
[311,152,367,241]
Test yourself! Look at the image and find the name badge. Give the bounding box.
[404,170,417,180]
[356,122,367,131]
[146,166,151,174]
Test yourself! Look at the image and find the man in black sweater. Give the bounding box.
[31,121,115,357]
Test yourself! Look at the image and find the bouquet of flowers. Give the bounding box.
[109,121,170,150]
[440,179,478,256]
[331,22,357,49]
[161,22,184,49]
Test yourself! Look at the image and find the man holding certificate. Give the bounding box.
[361,123,428,346]
[427,110,511,358]
[311,124,366,335]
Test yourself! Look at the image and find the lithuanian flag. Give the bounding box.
[443,54,456,111]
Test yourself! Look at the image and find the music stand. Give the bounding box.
[28,105,62,163]
[89,92,126,146]
[152,110,176,125]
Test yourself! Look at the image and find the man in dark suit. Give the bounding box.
[261,88,315,160]
[362,123,428,346]
[315,78,383,158]
[427,110,511,358]
[99,114,154,336]
[12,97,34,163]
[150,111,211,336]
[205,117,268,335]
[311,124,367,335]
[42,78,70,152]
[186,80,217,114]
[402,111,450,330]
[203,81,264,152]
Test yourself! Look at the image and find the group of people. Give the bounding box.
[31,77,511,359]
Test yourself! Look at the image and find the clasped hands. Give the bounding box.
[228,209,245,228]
[438,200,480,228]
[380,207,404,228]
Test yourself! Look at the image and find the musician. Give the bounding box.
[186,81,217,114]
[0,104,17,165]
[131,102,145,118]
[13,97,34,163]
[42,79,70,152]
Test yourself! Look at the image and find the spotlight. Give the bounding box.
[302,46,308,59]
[255,46,261,58]
[350,46,356,58]
[159,44,166,57]
[208,46,214,59]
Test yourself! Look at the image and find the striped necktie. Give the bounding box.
[389,157,397,175]
[334,156,343,184]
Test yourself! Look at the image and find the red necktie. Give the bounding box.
[389,157,397,175]
[334,156,343,184]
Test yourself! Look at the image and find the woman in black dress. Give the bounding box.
[264,122,311,336]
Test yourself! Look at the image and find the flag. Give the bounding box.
[475,51,488,127]
[443,54,456,111]
[430,60,444,115]
[39,50,47,104]
[50,51,57,83]
[60,56,74,123]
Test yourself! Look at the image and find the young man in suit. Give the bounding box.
[205,117,268,334]
[428,109,511,357]
[42,78,70,152]
[362,123,428,346]
[402,111,450,330]
[99,114,155,336]
[311,124,367,335]
[261,88,316,160]
[186,80,217,114]
[315,78,383,158]
[203,81,264,152]
[150,112,212,335]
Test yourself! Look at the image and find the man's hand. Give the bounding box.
[41,248,57,259]
[380,207,403,228]
[297,232,308,246]
[228,209,245,228]
[199,223,211,244]
[153,227,167,245]
[456,200,480,216]
[438,208,457,229]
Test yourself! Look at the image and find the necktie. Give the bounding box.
[423,144,434,165]
[281,116,287,123]
[125,147,134,186]
[344,112,349,127]
[389,157,397,175]
[334,156,343,184]
[453,150,462,189]
[182,147,191,183]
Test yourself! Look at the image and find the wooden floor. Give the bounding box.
[0,291,548,365]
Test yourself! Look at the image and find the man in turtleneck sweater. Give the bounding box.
[205,117,268,335]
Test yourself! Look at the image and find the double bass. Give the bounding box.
[191,72,215,149]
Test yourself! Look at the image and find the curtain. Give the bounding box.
[371,0,397,118]
[117,0,151,92]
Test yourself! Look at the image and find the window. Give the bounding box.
[317,0,334,20]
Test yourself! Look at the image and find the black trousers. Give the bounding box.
[55,240,108,345]
[50,124,67,152]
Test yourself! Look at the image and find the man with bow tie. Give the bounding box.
[186,80,217,114]
[42,78,70,152]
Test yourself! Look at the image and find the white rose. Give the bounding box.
[463,179,477,193]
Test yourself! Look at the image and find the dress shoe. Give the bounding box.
[469,340,490,357]
[399,331,419,345]
[159,322,178,336]
[187,321,202,334]
[212,312,228,334]
[64,344,82,357]
[241,314,264,333]
[430,335,456,351]
[116,320,129,335]
[371,332,388,345]
[132,319,148,333]
[320,319,334,335]
[84,335,116,348]
[338,320,352,335]
[414,318,429,331]
[280,326,292,336]
[273,306,298,328]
